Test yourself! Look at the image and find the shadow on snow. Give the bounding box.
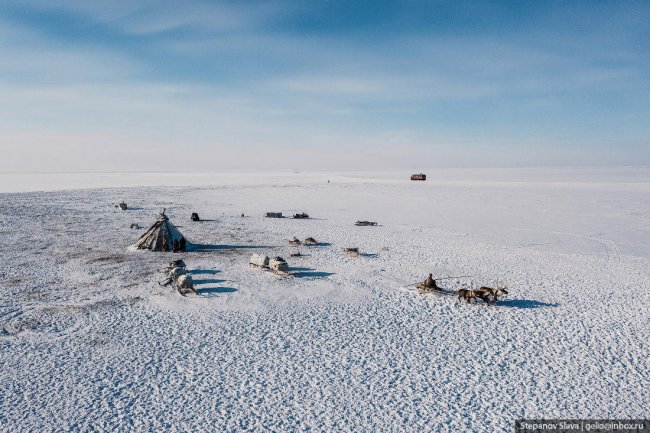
[189,269,221,275]
[497,299,559,309]
[292,270,335,279]
[189,244,274,252]
[196,286,238,295]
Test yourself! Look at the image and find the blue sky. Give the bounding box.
[1,1,649,171]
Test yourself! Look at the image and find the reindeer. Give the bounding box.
[473,287,494,305]
[477,281,508,303]
[457,281,489,304]
[492,287,508,302]
[457,289,477,303]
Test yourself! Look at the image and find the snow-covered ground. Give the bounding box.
[1,169,648,432]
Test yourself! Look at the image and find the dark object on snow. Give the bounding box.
[288,237,301,246]
[119,202,128,211]
[355,220,377,226]
[416,273,441,292]
[170,259,186,268]
[130,223,141,229]
[304,237,318,245]
[474,283,509,305]
[191,212,200,221]
[457,289,477,303]
[411,173,426,181]
[290,251,302,257]
[293,212,309,219]
[157,259,186,274]
[344,247,359,257]
[133,210,190,252]
[265,212,284,218]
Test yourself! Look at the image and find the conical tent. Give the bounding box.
[133,211,189,252]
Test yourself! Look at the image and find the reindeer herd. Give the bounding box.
[457,281,509,305]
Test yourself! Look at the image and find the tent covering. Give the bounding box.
[133,211,189,252]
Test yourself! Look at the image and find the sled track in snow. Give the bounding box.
[1,304,97,340]
[513,227,622,264]
[594,237,622,264]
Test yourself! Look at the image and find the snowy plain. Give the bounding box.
[0,168,648,432]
